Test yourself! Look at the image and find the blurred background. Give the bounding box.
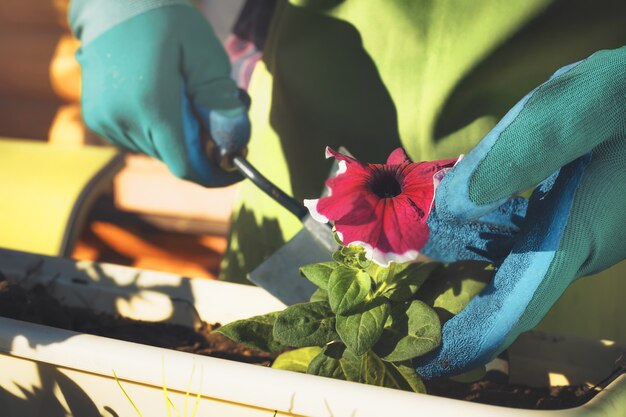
[0,0,245,279]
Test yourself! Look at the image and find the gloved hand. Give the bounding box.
[69,1,250,187]
[421,197,528,265]
[416,47,626,378]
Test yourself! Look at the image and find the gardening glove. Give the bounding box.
[69,0,250,187]
[421,197,528,264]
[415,47,626,378]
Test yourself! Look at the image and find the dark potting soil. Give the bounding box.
[424,377,598,409]
[0,278,275,366]
[0,277,606,410]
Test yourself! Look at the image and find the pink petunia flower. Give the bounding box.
[304,147,460,266]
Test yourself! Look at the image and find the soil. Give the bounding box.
[0,276,612,410]
[424,376,599,409]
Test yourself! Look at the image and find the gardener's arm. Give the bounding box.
[416,47,626,378]
[69,0,250,187]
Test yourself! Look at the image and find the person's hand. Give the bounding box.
[70,2,250,186]
[416,47,626,378]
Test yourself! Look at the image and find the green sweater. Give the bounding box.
[221,0,626,281]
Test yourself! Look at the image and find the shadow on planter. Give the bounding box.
[0,362,99,417]
[0,248,624,416]
[0,248,202,351]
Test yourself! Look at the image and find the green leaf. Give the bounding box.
[309,288,329,302]
[365,263,392,286]
[307,343,347,380]
[390,362,427,393]
[308,346,425,393]
[213,311,284,352]
[272,347,322,373]
[361,353,420,391]
[332,250,344,264]
[273,301,337,347]
[360,350,386,386]
[351,350,426,393]
[328,266,371,314]
[332,244,368,268]
[336,299,390,355]
[383,262,441,302]
[337,348,362,381]
[418,261,493,320]
[307,343,363,383]
[361,352,426,392]
[374,300,441,361]
[299,262,337,290]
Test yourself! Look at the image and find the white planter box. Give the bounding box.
[0,248,624,417]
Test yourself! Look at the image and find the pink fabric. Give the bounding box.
[225,35,262,90]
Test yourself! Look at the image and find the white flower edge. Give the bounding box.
[304,152,349,220]
[430,155,464,211]
[303,198,329,223]
[336,231,419,267]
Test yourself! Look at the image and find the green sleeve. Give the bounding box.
[220,0,626,281]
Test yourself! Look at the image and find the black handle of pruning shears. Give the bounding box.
[233,155,309,220]
[205,143,309,221]
[202,90,309,221]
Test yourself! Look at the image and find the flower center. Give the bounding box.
[369,169,402,198]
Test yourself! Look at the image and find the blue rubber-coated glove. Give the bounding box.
[422,197,528,265]
[416,47,626,378]
[69,0,250,186]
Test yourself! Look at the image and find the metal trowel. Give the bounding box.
[203,90,341,305]
[232,155,339,305]
[207,138,344,305]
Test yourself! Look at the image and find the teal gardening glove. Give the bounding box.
[69,0,250,186]
[416,47,626,378]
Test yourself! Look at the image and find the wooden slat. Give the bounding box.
[0,0,68,29]
[0,27,65,99]
[49,104,105,146]
[73,220,225,280]
[50,34,81,102]
[0,95,62,141]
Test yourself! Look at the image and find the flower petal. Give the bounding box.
[345,240,420,267]
[305,146,461,266]
[313,147,375,222]
[401,157,460,211]
[303,198,329,223]
[315,187,379,226]
[380,196,430,254]
[433,155,464,190]
[386,147,411,165]
[325,147,366,169]
[335,197,429,266]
